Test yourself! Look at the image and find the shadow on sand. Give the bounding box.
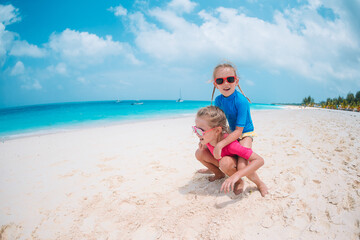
[178,172,259,208]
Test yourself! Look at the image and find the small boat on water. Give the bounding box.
[176,89,184,102]
[131,101,143,105]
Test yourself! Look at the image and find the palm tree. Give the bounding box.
[356,91,360,103]
[304,91,360,111]
[302,95,314,107]
[346,93,355,103]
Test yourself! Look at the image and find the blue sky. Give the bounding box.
[0,0,359,108]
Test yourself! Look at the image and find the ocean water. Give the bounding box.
[0,100,283,139]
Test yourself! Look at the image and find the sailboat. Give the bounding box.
[176,89,184,102]
[131,100,144,105]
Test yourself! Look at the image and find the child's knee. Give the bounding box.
[237,158,247,169]
[239,137,253,148]
[195,148,206,160]
[219,157,236,171]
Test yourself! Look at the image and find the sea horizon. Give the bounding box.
[0,100,285,139]
[0,99,292,110]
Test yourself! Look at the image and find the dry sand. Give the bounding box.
[0,108,359,239]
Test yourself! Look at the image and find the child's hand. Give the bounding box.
[213,144,223,159]
[221,174,240,193]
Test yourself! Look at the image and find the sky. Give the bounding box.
[0,0,359,108]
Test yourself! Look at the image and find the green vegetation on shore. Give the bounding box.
[302,91,360,112]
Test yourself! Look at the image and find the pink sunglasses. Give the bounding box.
[192,126,217,137]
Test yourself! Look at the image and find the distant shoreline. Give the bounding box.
[274,103,360,113]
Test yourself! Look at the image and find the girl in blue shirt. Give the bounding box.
[195,62,268,196]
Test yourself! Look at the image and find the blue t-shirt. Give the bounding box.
[215,90,254,133]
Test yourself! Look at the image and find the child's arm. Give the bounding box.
[213,126,243,159]
[220,152,264,193]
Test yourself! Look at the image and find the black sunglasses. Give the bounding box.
[215,76,236,85]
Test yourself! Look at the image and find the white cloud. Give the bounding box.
[0,4,21,26]
[130,9,210,61]
[46,63,68,75]
[307,0,323,10]
[49,29,140,66]
[10,61,25,75]
[108,5,127,16]
[1,4,46,66]
[128,1,360,84]
[55,62,67,75]
[9,40,46,57]
[0,4,19,64]
[245,79,255,86]
[21,80,42,90]
[0,24,15,64]
[77,76,86,83]
[167,0,197,14]
[275,3,360,81]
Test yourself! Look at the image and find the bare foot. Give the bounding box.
[196,168,212,174]
[233,179,244,195]
[257,182,269,197]
[209,173,225,182]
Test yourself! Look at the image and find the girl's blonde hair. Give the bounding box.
[196,106,230,135]
[211,62,251,104]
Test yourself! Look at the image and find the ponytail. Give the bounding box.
[210,86,216,105]
[237,84,251,103]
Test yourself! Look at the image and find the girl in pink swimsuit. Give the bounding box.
[193,106,267,195]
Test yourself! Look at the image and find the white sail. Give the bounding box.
[176,89,184,102]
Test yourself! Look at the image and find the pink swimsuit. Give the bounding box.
[206,140,253,161]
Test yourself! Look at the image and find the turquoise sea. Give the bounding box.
[0,100,283,139]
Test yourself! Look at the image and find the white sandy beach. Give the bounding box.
[0,108,359,240]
